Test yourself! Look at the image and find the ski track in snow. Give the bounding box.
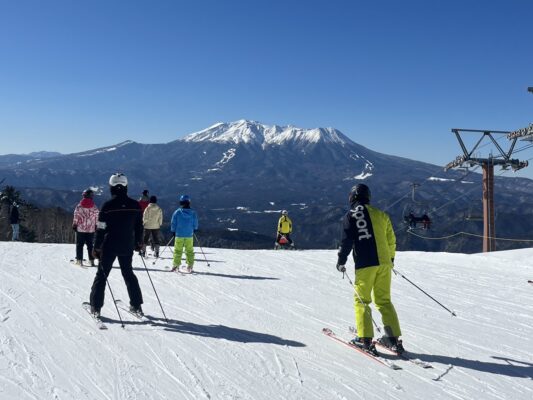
[0,243,532,399]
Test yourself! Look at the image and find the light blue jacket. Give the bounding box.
[171,207,198,238]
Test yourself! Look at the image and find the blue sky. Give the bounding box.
[1,0,533,177]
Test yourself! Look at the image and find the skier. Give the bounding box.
[276,210,294,248]
[141,195,163,258]
[138,189,150,213]
[407,211,417,229]
[72,189,99,266]
[170,195,198,273]
[9,202,20,241]
[336,184,403,354]
[89,173,144,317]
[422,214,431,230]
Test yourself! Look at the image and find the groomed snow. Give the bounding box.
[1,242,532,399]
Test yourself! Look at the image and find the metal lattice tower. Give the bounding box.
[445,129,528,252]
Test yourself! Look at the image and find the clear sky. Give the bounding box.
[1,0,533,177]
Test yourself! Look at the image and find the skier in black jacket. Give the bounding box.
[89,173,144,317]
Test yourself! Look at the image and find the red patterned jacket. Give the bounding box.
[73,198,99,233]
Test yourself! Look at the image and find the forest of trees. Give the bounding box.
[0,185,75,243]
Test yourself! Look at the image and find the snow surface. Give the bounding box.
[215,149,236,167]
[76,141,135,157]
[1,242,532,400]
[427,177,475,184]
[182,120,350,146]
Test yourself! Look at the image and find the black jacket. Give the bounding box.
[9,206,19,224]
[94,193,143,255]
[337,202,396,270]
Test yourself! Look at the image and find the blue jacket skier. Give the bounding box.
[170,195,198,272]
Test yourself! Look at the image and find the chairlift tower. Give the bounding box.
[444,129,528,252]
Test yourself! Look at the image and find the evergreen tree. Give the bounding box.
[0,185,24,209]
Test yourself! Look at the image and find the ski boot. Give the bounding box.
[379,326,405,354]
[129,305,144,317]
[75,259,83,266]
[186,265,193,273]
[90,305,101,318]
[378,336,405,354]
[350,336,378,356]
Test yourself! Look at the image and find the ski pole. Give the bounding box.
[194,232,210,267]
[106,280,125,328]
[152,236,174,266]
[139,254,168,322]
[343,271,382,335]
[158,236,174,256]
[393,268,457,316]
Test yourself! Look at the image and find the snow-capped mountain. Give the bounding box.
[1,120,533,252]
[183,120,350,147]
[1,241,532,399]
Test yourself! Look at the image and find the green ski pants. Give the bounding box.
[173,237,194,267]
[354,264,402,338]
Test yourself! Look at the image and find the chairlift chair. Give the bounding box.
[401,183,434,230]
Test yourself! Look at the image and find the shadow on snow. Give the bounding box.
[100,316,305,347]
[406,351,533,379]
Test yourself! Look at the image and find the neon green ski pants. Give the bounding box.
[354,264,402,338]
[173,237,194,267]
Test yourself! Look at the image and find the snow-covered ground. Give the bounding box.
[0,242,532,400]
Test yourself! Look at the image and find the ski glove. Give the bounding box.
[72,224,77,232]
[336,264,346,273]
[134,243,143,252]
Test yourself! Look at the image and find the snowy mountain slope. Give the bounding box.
[0,151,62,166]
[0,242,532,399]
[182,120,350,146]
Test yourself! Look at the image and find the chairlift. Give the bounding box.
[464,207,483,222]
[402,183,433,230]
[463,204,497,222]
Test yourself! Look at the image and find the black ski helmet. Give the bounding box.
[179,194,191,207]
[349,184,371,204]
[82,189,94,199]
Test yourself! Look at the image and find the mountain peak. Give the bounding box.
[181,120,351,146]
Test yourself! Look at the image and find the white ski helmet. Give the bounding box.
[282,210,288,215]
[109,173,128,187]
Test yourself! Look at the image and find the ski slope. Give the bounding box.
[0,242,532,400]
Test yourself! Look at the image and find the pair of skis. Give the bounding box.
[168,265,195,275]
[323,328,432,370]
[347,326,432,369]
[82,300,148,330]
[322,328,400,370]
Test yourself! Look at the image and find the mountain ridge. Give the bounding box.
[1,120,533,252]
[180,120,351,147]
